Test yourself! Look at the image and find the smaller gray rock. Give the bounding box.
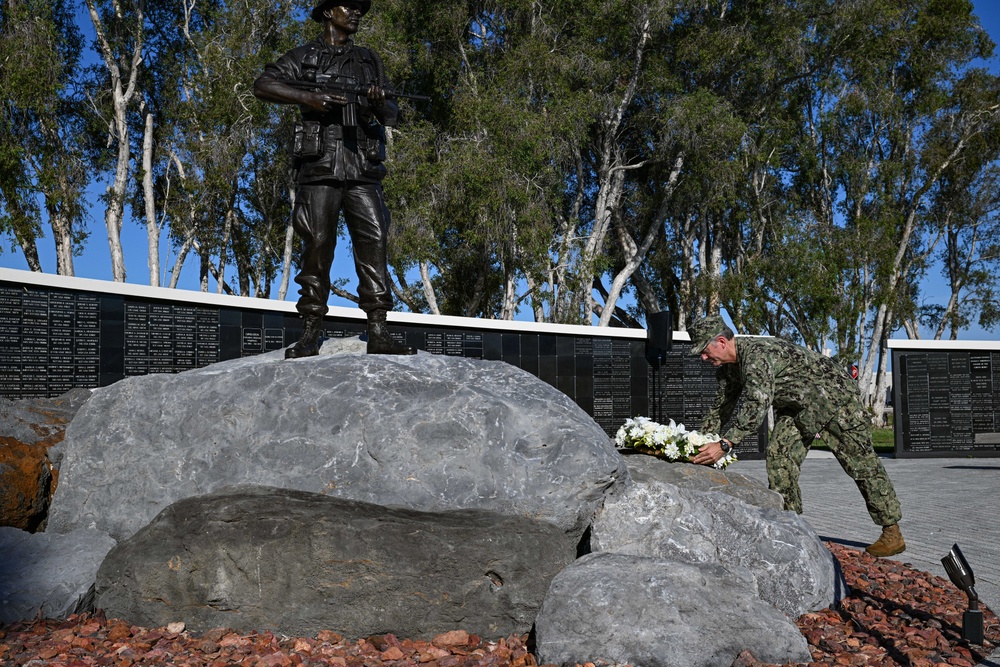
[0,388,93,451]
[534,552,812,667]
[591,475,843,618]
[96,485,577,639]
[621,454,783,510]
[0,526,116,624]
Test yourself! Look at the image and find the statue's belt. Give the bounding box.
[321,125,378,142]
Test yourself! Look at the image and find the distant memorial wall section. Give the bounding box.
[891,340,1000,458]
[0,268,765,459]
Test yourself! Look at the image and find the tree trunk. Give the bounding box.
[216,205,235,295]
[17,233,42,272]
[500,269,517,320]
[142,107,159,286]
[419,260,441,315]
[85,0,145,283]
[524,274,546,322]
[279,219,295,301]
[871,332,891,427]
[278,175,297,301]
[200,251,209,291]
[676,212,697,330]
[574,13,651,324]
[49,187,74,276]
[599,153,684,326]
[168,235,195,289]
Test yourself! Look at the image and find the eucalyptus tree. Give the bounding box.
[145,0,304,295]
[612,0,823,334]
[928,166,1000,339]
[372,0,700,323]
[0,0,88,275]
[921,71,1000,339]
[780,0,997,415]
[367,0,571,320]
[83,0,147,282]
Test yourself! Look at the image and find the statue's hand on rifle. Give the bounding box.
[302,90,348,113]
[366,84,386,107]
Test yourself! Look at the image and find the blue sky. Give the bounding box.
[2,1,1000,340]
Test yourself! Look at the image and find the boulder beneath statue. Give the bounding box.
[0,389,92,531]
[96,485,575,639]
[47,339,626,543]
[0,525,115,624]
[533,552,813,667]
[590,468,845,618]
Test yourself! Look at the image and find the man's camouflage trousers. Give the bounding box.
[765,403,902,527]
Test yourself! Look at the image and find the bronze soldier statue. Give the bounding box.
[687,315,907,557]
[254,0,415,358]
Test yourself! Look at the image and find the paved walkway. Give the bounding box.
[736,452,1000,666]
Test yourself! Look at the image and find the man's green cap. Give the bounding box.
[687,315,729,355]
[311,0,371,22]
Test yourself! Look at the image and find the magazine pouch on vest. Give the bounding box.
[292,121,323,158]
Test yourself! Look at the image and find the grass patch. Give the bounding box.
[811,427,895,453]
[871,427,895,451]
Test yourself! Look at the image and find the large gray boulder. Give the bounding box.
[48,339,626,543]
[590,471,844,618]
[0,526,115,624]
[621,453,783,510]
[534,552,813,667]
[96,485,575,639]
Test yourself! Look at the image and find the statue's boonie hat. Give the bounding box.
[311,0,371,22]
[687,315,729,355]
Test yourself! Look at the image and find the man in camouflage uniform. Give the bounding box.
[687,315,906,557]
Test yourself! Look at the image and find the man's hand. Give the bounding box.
[690,441,725,466]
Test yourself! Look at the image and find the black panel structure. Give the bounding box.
[891,347,1000,458]
[0,277,765,459]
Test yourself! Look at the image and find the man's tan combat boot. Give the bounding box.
[866,524,906,557]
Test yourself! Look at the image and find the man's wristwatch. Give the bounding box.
[719,439,733,454]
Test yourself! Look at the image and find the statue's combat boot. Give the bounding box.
[865,523,906,557]
[285,315,323,359]
[367,310,416,355]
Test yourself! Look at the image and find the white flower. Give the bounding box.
[615,416,738,469]
[714,452,738,470]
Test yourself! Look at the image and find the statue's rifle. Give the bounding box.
[278,78,430,103]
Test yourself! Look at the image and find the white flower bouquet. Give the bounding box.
[614,416,737,470]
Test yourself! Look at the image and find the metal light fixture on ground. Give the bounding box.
[941,543,984,645]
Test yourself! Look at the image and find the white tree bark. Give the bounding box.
[278,183,296,301]
[216,205,235,294]
[599,153,685,326]
[85,0,145,283]
[49,174,75,277]
[577,14,651,324]
[142,106,159,286]
[420,260,441,315]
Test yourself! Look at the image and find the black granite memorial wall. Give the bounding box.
[0,275,766,459]
[891,346,1000,458]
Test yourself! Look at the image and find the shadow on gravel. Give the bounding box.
[819,536,869,549]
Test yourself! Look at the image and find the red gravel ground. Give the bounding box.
[1,542,997,667]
